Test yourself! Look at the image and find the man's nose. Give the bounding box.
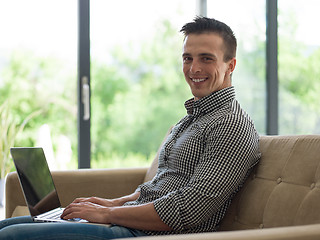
[190,60,202,73]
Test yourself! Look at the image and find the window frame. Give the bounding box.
[78,0,91,168]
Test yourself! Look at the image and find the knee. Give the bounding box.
[0,225,20,239]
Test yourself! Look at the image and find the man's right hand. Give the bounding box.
[70,191,141,208]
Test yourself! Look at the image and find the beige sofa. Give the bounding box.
[5,134,320,240]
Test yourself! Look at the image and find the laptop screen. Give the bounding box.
[11,147,61,217]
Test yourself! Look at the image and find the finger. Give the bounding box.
[61,207,82,219]
[74,197,99,204]
[62,203,83,217]
[61,211,80,220]
[62,202,95,214]
[73,197,88,203]
[62,201,103,221]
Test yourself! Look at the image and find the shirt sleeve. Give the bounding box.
[153,115,260,231]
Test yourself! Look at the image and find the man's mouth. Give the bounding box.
[191,78,207,83]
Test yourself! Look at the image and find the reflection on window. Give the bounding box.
[207,0,266,134]
[90,0,196,168]
[278,0,320,134]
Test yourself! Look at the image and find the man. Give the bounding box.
[0,17,260,239]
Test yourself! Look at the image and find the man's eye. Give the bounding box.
[183,57,192,63]
[203,57,213,62]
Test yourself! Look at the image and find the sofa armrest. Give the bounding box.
[5,167,148,218]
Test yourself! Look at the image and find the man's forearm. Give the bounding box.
[112,191,141,206]
[108,202,172,231]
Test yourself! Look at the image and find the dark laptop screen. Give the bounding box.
[11,147,61,216]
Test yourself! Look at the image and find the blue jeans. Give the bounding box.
[0,216,148,240]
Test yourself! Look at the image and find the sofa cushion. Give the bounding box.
[219,135,320,231]
[143,126,173,182]
[11,206,29,218]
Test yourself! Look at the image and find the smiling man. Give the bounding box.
[0,17,260,240]
[182,19,236,100]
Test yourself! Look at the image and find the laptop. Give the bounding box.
[10,147,88,223]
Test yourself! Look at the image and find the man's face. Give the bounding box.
[182,33,236,101]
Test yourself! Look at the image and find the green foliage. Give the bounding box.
[0,21,189,170]
[277,7,320,134]
[234,39,266,134]
[0,101,40,178]
[0,50,77,164]
[90,20,190,166]
[91,151,155,169]
[280,47,320,109]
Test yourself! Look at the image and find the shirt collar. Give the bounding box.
[184,86,236,116]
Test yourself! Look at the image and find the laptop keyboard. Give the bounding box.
[38,208,63,219]
[37,208,82,222]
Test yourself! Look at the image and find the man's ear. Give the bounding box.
[228,58,236,75]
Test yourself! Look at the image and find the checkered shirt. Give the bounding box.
[125,86,261,235]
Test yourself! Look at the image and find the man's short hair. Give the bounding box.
[180,17,237,62]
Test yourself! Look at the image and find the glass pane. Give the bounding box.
[278,0,320,134]
[207,0,266,134]
[0,0,78,171]
[90,0,196,168]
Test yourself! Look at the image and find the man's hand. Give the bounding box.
[67,191,141,209]
[71,196,117,207]
[61,197,172,231]
[61,201,111,224]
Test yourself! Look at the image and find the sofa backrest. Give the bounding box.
[219,135,320,231]
[143,126,173,183]
[143,130,320,231]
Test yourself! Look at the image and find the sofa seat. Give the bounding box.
[5,134,320,240]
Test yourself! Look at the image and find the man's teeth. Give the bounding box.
[192,78,206,83]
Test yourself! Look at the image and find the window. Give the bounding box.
[278,0,320,134]
[3,1,318,171]
[0,0,78,170]
[90,0,196,168]
[207,0,267,134]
